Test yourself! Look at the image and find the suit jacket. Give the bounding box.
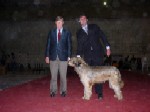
[45,28,72,61]
[76,24,110,63]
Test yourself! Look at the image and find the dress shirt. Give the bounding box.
[82,24,88,34]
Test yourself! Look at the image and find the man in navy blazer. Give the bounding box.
[76,15,111,100]
[45,16,72,97]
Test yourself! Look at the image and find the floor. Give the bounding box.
[0,70,48,91]
[0,70,150,112]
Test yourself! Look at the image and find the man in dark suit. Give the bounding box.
[76,15,111,100]
[45,16,72,97]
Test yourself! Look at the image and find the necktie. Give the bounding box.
[58,29,61,41]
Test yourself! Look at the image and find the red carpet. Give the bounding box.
[0,70,150,112]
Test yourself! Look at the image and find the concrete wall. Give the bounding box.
[0,19,150,67]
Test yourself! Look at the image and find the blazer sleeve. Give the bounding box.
[96,25,110,48]
[76,30,84,56]
[45,31,51,57]
[67,31,72,57]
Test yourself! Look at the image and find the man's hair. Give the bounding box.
[79,14,88,19]
[55,16,64,21]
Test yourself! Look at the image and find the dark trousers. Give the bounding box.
[86,58,103,96]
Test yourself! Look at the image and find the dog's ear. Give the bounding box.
[80,58,88,66]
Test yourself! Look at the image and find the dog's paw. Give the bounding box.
[114,94,123,100]
[82,96,90,100]
[118,96,123,100]
[114,94,117,98]
[82,96,85,99]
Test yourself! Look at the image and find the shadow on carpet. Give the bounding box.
[0,72,48,91]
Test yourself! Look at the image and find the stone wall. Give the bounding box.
[0,19,150,67]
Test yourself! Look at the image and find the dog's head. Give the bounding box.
[68,57,88,67]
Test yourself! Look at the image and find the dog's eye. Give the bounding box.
[77,62,81,66]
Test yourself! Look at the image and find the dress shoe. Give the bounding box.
[61,91,66,97]
[50,92,55,97]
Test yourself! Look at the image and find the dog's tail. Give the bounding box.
[120,80,124,88]
[117,70,124,88]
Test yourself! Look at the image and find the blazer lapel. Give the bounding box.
[81,27,88,36]
[61,29,65,40]
[80,29,87,36]
[53,29,57,42]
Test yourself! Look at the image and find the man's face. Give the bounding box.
[79,16,88,26]
[55,19,64,29]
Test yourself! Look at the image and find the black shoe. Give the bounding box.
[50,92,55,97]
[98,94,103,100]
[61,91,66,97]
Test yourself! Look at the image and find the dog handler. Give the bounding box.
[76,14,111,100]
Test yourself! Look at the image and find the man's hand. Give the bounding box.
[68,57,70,61]
[45,57,50,64]
[106,49,111,57]
[77,55,81,58]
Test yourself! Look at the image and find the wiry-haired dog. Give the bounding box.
[68,57,124,100]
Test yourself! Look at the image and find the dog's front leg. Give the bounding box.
[82,87,90,100]
[82,81,92,100]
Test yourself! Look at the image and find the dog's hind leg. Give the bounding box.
[113,86,123,100]
[109,80,123,100]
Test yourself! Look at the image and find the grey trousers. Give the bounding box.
[50,58,68,94]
